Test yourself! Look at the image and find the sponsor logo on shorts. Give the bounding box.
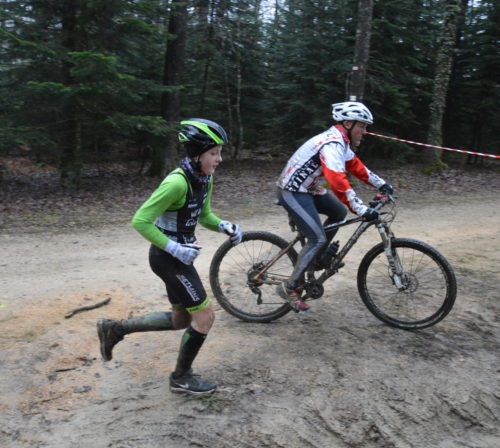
[176,274,201,302]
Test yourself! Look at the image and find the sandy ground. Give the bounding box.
[1,191,499,448]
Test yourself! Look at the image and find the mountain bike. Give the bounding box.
[209,194,457,330]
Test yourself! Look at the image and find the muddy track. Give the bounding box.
[1,189,499,448]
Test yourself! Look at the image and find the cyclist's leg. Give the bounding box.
[314,191,348,242]
[277,189,327,288]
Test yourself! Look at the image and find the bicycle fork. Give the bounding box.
[377,223,406,290]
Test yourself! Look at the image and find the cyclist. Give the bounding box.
[276,101,393,311]
[97,118,242,395]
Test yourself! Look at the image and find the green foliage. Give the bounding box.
[362,136,418,166]
[262,0,356,147]
[0,0,498,178]
[443,0,500,157]
[367,0,441,149]
[0,122,57,152]
[0,0,170,162]
[104,114,173,138]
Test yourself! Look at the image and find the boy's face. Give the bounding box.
[199,145,223,175]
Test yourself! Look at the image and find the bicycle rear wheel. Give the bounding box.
[357,238,457,330]
[209,231,298,322]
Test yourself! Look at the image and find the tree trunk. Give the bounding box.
[425,0,462,166]
[200,1,215,115]
[149,0,188,177]
[443,0,469,166]
[223,59,234,156]
[349,0,373,101]
[233,17,243,159]
[60,1,82,188]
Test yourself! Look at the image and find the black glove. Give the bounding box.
[379,183,393,196]
[363,208,379,221]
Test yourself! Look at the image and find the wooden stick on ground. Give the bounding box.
[65,297,111,319]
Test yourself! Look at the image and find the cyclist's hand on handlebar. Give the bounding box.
[379,183,393,196]
[219,220,243,245]
[362,208,379,221]
[369,192,393,207]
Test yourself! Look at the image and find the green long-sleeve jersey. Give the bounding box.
[131,169,222,249]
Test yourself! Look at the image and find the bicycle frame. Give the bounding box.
[252,198,397,289]
[316,217,380,282]
[211,194,456,327]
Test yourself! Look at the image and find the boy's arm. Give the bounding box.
[131,175,187,249]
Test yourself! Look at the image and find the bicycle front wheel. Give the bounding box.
[209,231,298,323]
[357,238,457,330]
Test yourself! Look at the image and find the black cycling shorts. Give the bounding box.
[148,244,209,313]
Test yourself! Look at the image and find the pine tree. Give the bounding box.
[1,0,171,186]
[263,0,356,149]
[444,0,500,162]
[362,0,440,161]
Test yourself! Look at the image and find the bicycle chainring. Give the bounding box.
[304,281,324,299]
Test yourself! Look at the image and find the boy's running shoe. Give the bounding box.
[97,319,124,361]
[169,371,217,395]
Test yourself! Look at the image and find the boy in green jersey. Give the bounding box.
[97,119,242,395]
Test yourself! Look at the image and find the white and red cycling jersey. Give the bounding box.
[277,125,385,216]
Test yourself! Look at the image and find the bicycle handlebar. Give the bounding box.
[369,193,395,210]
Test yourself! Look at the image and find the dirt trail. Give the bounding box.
[1,192,499,448]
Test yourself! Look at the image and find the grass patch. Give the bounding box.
[189,393,238,411]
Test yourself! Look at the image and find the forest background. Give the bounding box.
[1,4,500,445]
[1,0,499,190]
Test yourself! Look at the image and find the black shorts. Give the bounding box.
[148,244,209,313]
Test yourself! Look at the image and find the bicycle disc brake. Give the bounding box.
[399,272,419,293]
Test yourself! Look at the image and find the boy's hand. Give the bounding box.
[165,240,201,265]
[219,221,243,245]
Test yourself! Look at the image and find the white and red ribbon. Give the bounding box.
[367,132,500,159]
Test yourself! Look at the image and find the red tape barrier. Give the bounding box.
[367,132,500,159]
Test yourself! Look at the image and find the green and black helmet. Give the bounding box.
[178,118,229,158]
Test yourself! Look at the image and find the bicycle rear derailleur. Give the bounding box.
[247,263,267,304]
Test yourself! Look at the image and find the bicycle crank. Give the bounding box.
[303,281,324,300]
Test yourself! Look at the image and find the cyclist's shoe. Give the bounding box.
[97,319,124,361]
[276,283,310,312]
[295,299,310,312]
[169,371,217,395]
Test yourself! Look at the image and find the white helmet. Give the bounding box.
[332,101,374,124]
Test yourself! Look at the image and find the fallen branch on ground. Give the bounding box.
[65,297,111,318]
